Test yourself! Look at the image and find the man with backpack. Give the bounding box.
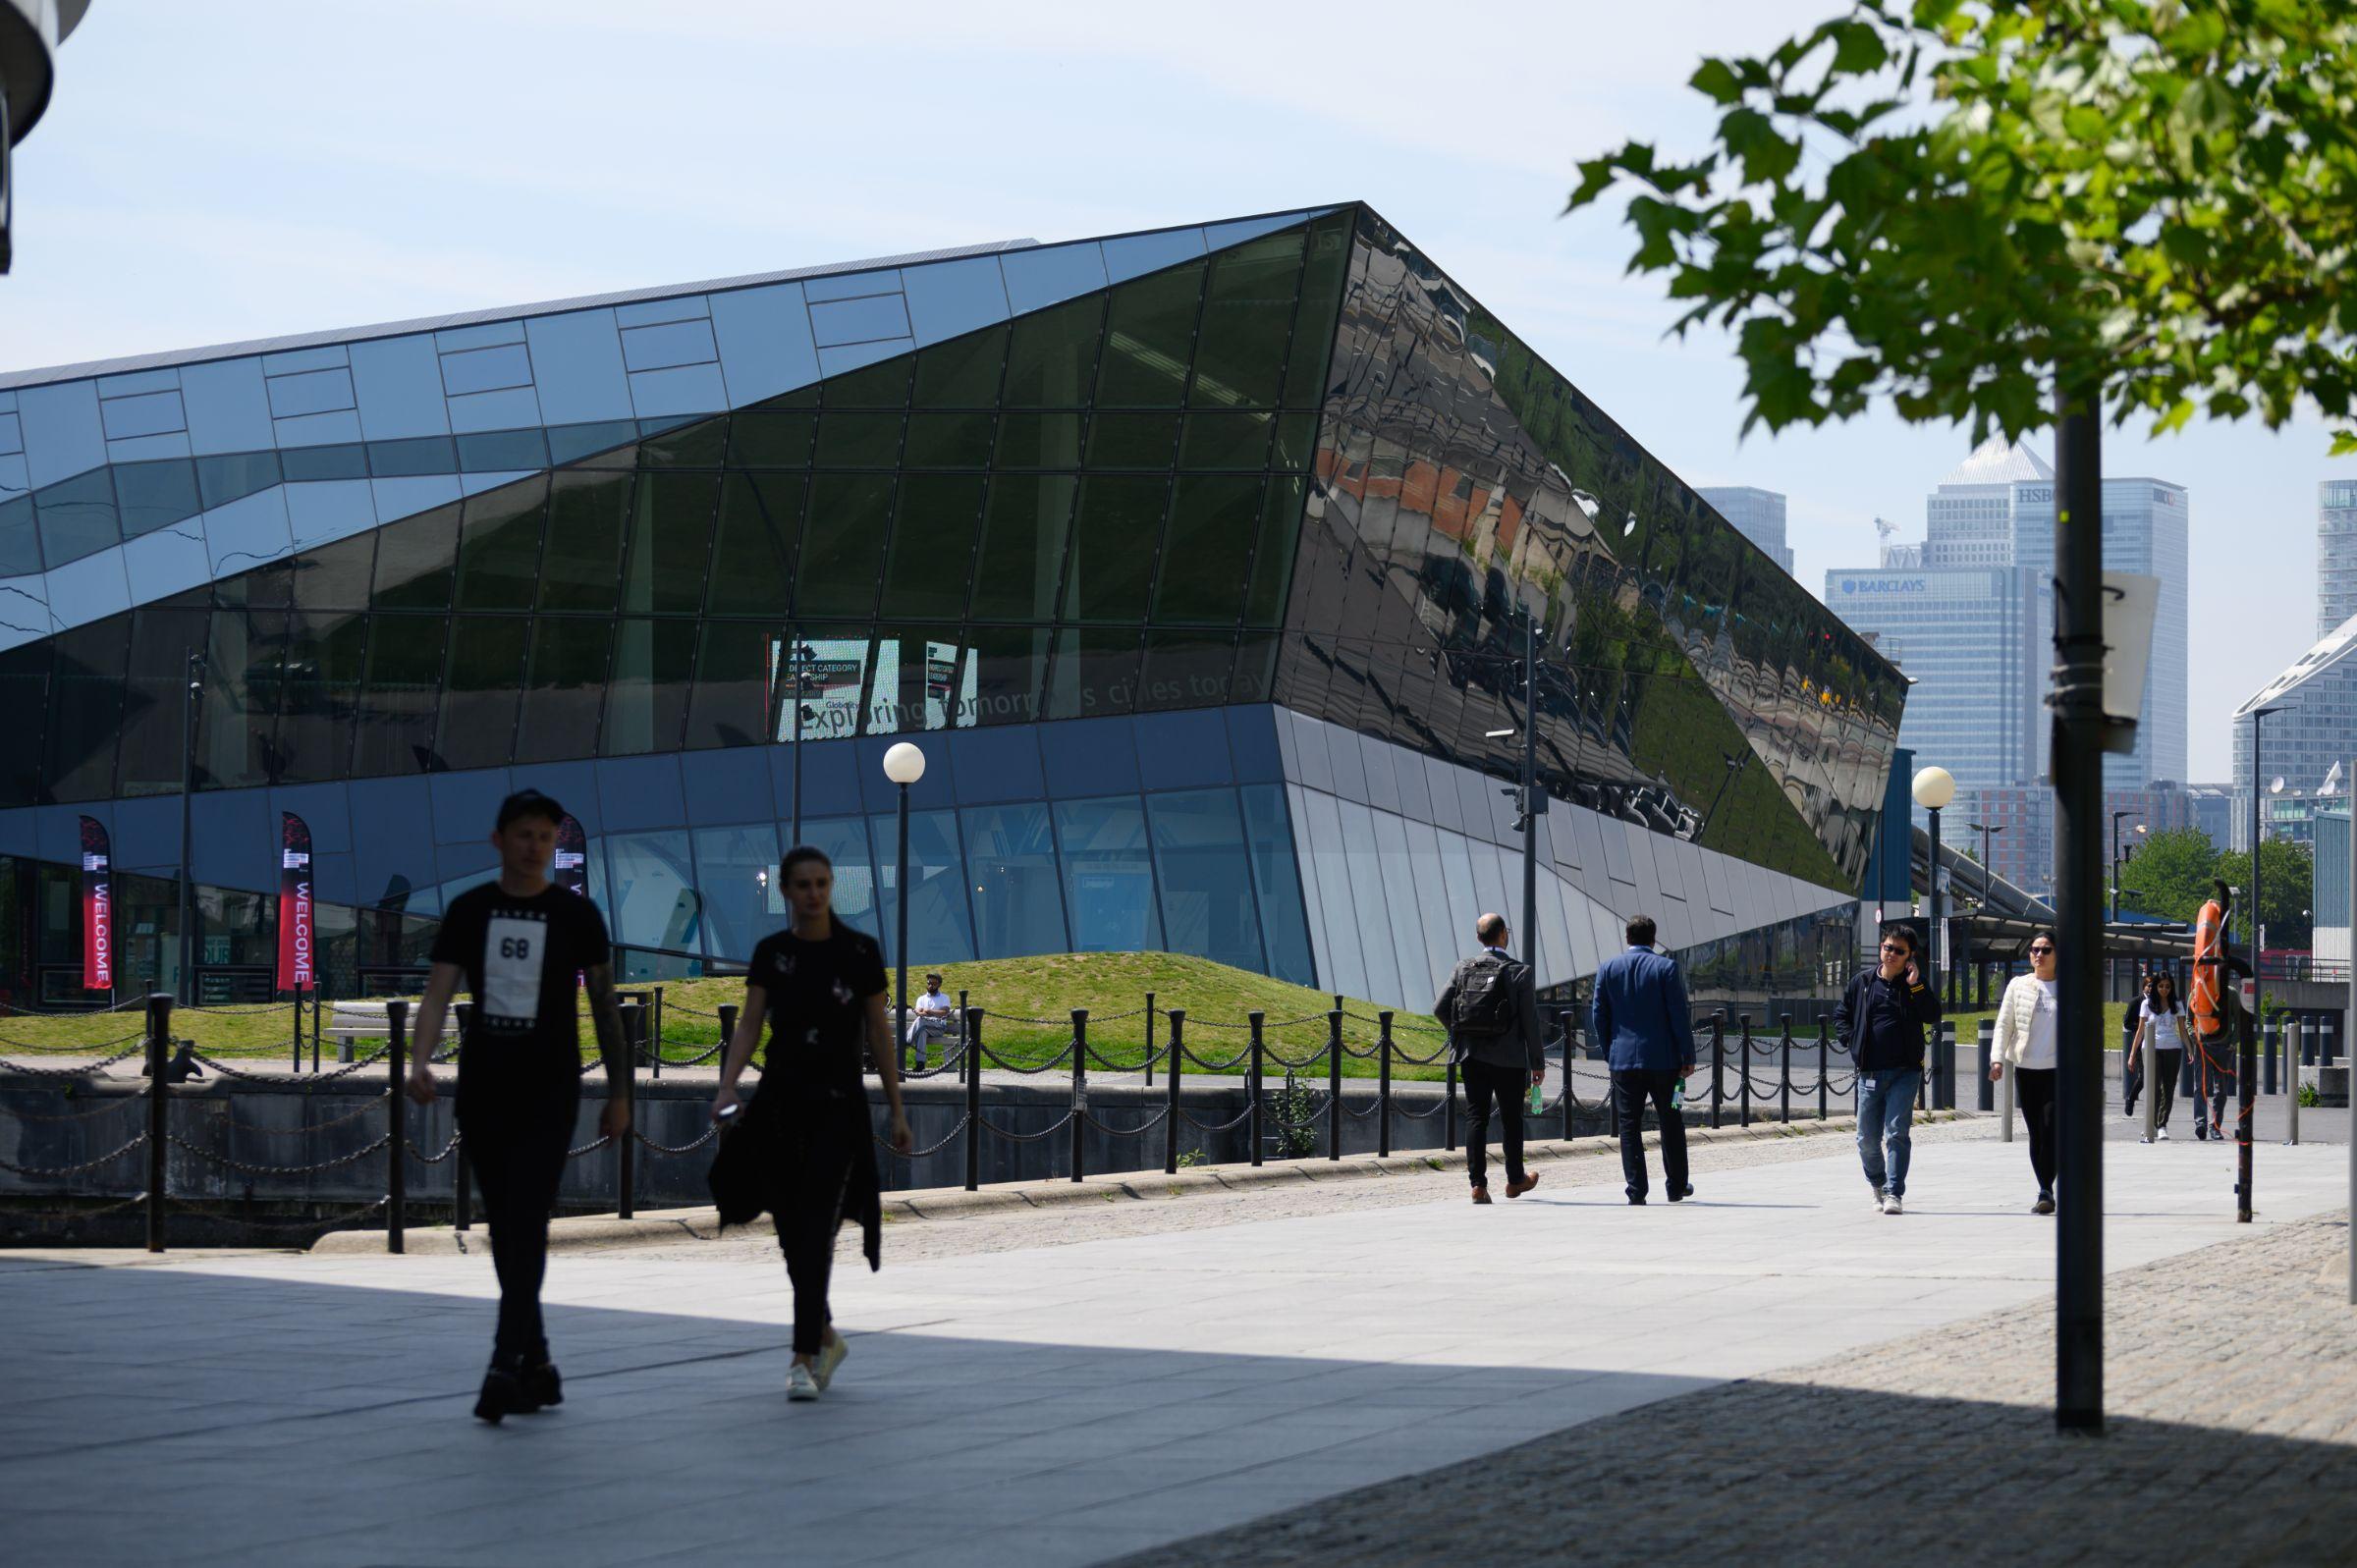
[1589,915,1697,1205]
[1435,912,1547,1205]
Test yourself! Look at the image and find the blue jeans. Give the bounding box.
[1856,1070,1921,1198]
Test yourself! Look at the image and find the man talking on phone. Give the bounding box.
[407,790,630,1423]
[1835,922,1941,1216]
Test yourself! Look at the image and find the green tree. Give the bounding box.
[1565,0,2357,448]
[2215,838,2316,948]
[1564,0,2357,1428]
[2116,826,2217,923]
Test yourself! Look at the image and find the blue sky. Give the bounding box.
[5,0,2338,780]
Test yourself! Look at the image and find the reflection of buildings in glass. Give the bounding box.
[1696,487,1794,575]
[0,203,1904,1010]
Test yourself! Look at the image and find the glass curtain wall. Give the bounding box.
[0,214,1349,813]
[1275,209,1904,896]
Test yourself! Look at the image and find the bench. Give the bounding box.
[893,1003,967,1070]
[325,1000,392,1063]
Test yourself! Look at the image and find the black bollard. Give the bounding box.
[1738,1014,1752,1128]
[1163,1009,1184,1175]
[144,993,171,1254]
[1377,1011,1394,1161]
[1817,1017,1830,1120]
[1327,1008,1343,1161]
[1445,1057,1458,1152]
[1248,1011,1265,1167]
[1069,1009,1088,1184]
[1560,1006,1578,1143]
[386,1000,409,1255]
[452,1001,474,1232]
[1779,1014,1793,1124]
[616,1000,639,1220]
[963,1007,983,1192]
[1710,1013,1726,1130]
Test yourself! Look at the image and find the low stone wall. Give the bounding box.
[1,1073,1659,1245]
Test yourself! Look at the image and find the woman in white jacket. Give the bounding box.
[1987,931,2059,1215]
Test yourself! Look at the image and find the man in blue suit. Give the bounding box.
[1588,915,1697,1206]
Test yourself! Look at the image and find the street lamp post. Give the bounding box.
[2109,811,2145,1000]
[1912,768,1955,1003]
[2246,707,2282,1223]
[1969,820,2004,1006]
[1484,612,1549,988]
[177,647,203,1006]
[882,741,927,1070]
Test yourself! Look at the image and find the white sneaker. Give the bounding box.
[814,1333,850,1391]
[787,1363,820,1402]
[2157,1127,2170,1141]
[1881,1194,1903,1216]
[1870,1187,1887,1213]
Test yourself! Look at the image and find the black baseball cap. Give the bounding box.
[495,789,568,831]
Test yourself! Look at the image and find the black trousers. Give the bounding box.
[2148,1049,2181,1129]
[2013,1066,2056,1195]
[2194,1051,2238,1139]
[1612,1069,1689,1200]
[1460,1060,1527,1191]
[465,1113,573,1366]
[770,1107,856,1356]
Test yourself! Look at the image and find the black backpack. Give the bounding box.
[1450,953,1519,1038]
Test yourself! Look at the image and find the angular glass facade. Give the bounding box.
[0,205,1903,1010]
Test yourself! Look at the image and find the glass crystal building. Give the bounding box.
[0,204,1906,1009]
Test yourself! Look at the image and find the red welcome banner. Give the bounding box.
[80,816,112,992]
[277,812,315,992]
[554,813,589,896]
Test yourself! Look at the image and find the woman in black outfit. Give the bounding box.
[712,845,913,1401]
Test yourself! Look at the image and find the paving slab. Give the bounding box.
[2,1128,2347,1566]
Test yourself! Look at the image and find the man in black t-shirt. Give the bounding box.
[407,789,629,1424]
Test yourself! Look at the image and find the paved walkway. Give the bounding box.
[1115,1215,2357,1567]
[3,1125,2350,1567]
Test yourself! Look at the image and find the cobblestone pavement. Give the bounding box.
[1110,1214,2357,1568]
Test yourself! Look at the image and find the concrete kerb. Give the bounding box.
[311,1109,1983,1256]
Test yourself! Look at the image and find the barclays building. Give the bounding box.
[0,204,1905,1011]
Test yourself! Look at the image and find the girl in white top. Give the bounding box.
[2128,973,2193,1141]
[1988,932,2061,1214]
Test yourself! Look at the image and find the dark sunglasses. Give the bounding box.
[2028,944,2055,954]
[1879,942,1910,953]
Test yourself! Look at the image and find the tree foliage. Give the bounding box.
[2117,826,2217,922]
[2215,838,2317,948]
[2114,825,2315,946]
[1566,1,2357,446]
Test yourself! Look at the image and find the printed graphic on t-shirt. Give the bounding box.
[483,912,549,1026]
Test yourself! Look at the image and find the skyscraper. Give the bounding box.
[1824,563,2042,801]
[1925,438,2049,568]
[2232,618,2357,850]
[1698,486,1794,574]
[2321,478,2357,640]
[2012,475,2190,788]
